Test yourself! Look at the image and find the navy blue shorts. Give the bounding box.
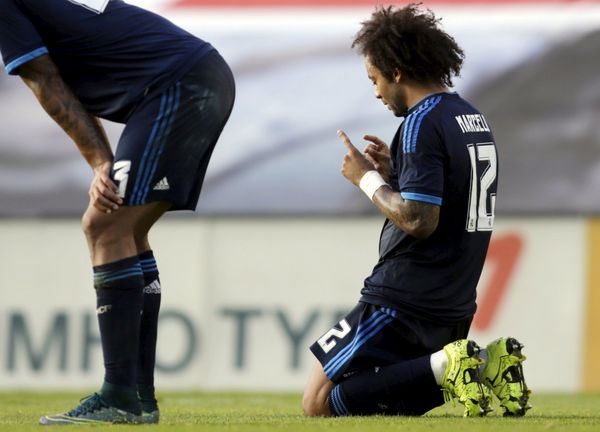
[110,49,235,211]
[310,301,472,384]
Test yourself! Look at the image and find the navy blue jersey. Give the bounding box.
[361,92,498,324]
[0,0,213,121]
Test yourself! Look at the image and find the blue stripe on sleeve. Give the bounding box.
[402,99,432,154]
[401,192,442,205]
[401,114,412,154]
[402,109,419,153]
[411,96,442,152]
[6,47,49,74]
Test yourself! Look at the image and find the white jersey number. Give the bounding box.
[317,319,351,354]
[67,0,109,14]
[113,160,131,199]
[466,142,497,232]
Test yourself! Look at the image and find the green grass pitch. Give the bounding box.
[0,392,598,431]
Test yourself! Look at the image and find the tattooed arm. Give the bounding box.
[372,189,439,239]
[16,54,122,212]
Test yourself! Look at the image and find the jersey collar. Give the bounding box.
[406,91,457,115]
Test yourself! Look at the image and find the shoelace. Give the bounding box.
[66,393,108,417]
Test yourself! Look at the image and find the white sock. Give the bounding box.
[430,350,448,385]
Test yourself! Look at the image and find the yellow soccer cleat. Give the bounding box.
[482,337,532,416]
[441,339,492,417]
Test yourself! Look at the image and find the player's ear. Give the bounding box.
[393,68,402,84]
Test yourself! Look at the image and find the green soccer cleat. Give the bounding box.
[140,400,160,425]
[138,384,160,424]
[442,339,492,417]
[39,393,142,425]
[141,410,160,424]
[482,337,532,416]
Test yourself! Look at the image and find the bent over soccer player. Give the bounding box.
[0,0,234,425]
[303,4,530,418]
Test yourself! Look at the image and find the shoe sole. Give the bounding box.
[39,415,111,425]
[40,410,142,425]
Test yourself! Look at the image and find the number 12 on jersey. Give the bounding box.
[466,142,497,232]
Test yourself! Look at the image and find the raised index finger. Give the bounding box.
[337,130,358,153]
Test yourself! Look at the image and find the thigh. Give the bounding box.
[310,302,471,384]
[395,315,472,355]
[112,51,235,211]
[309,303,401,383]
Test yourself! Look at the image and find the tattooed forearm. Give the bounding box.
[373,187,440,239]
[17,54,112,169]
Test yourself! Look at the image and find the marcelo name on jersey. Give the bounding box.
[455,114,491,134]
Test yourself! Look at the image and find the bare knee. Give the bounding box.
[81,202,167,265]
[303,362,334,416]
[133,233,150,253]
[81,207,128,247]
[302,388,332,417]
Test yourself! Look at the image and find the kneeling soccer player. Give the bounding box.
[0,0,234,425]
[302,4,530,417]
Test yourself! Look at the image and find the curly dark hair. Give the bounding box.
[352,3,464,87]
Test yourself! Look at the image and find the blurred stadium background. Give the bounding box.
[1,0,599,395]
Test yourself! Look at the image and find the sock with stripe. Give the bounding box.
[328,355,443,416]
[137,250,161,412]
[94,255,144,414]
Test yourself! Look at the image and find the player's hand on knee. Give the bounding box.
[89,162,123,214]
[363,135,390,182]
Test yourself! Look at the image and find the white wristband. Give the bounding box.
[359,170,388,201]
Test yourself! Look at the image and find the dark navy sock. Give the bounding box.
[328,355,443,416]
[100,381,141,414]
[137,250,161,408]
[94,256,144,395]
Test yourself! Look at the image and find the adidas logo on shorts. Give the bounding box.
[153,177,170,191]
